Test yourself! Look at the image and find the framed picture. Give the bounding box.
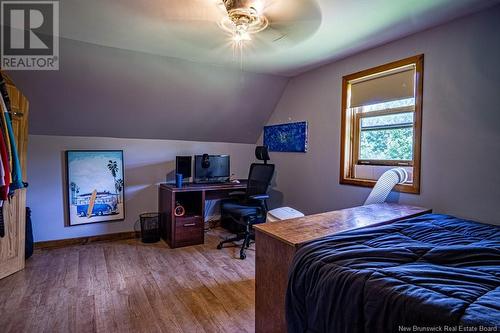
[65,150,125,226]
[264,121,308,153]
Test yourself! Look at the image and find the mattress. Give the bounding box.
[286,214,500,333]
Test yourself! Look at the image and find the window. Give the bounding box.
[340,55,423,194]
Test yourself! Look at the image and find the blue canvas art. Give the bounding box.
[66,150,125,226]
[264,121,308,153]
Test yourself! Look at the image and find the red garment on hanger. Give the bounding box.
[0,127,11,200]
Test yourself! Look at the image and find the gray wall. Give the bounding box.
[28,135,255,242]
[263,6,500,224]
[19,5,500,244]
[11,37,288,242]
[9,38,289,144]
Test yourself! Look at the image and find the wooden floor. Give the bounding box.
[0,229,256,333]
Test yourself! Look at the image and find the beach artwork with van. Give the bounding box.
[66,150,125,226]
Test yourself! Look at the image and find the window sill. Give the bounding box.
[339,177,420,194]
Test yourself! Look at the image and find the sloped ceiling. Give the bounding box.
[59,0,498,76]
[7,0,499,143]
[9,38,288,143]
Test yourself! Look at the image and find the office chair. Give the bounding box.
[364,168,409,205]
[217,146,275,259]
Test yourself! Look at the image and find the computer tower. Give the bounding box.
[175,156,192,179]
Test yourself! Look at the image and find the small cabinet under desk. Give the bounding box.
[158,181,247,248]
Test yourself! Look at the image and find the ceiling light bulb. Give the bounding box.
[232,30,251,43]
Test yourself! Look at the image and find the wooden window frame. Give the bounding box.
[340,54,424,194]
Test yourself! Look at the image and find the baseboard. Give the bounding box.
[34,231,139,250]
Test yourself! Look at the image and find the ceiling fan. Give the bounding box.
[216,0,322,48]
[219,0,269,43]
[149,0,321,53]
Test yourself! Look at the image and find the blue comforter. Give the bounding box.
[286,214,500,333]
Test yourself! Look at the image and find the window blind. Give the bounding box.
[350,67,415,108]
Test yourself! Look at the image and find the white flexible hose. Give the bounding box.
[364,168,409,206]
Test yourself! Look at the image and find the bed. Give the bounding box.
[286,214,500,333]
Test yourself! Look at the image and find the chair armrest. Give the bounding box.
[249,194,270,201]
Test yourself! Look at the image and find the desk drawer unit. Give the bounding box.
[158,182,247,248]
[174,216,203,247]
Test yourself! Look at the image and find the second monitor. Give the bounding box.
[194,154,230,184]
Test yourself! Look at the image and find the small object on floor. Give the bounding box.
[267,207,304,222]
[139,212,161,243]
[25,207,33,258]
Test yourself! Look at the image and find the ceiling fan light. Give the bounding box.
[233,30,251,42]
[219,0,269,37]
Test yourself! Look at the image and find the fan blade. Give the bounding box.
[165,21,229,50]
[114,0,227,22]
[263,0,322,23]
[258,26,286,42]
[266,19,320,43]
[246,33,279,52]
[245,0,322,46]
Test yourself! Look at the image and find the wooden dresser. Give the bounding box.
[253,203,432,333]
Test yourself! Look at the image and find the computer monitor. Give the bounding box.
[194,155,230,183]
[176,156,192,179]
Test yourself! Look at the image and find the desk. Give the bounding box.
[158,181,247,248]
[253,203,432,333]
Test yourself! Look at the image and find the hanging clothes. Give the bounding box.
[0,149,4,187]
[1,107,22,192]
[0,74,11,170]
[0,79,11,200]
[0,75,23,192]
[0,72,24,239]
[0,74,8,238]
[0,122,11,200]
[0,101,11,173]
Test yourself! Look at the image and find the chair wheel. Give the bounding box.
[217,243,223,250]
[240,253,246,260]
